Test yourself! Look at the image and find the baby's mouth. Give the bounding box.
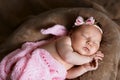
[83,47,90,52]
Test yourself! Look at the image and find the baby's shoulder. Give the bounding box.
[57,36,71,45]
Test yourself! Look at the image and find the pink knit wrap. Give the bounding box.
[0,41,67,80]
[0,24,67,80]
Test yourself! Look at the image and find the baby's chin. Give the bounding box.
[79,50,92,56]
[76,48,93,56]
[80,53,89,56]
[78,51,87,56]
[80,48,96,56]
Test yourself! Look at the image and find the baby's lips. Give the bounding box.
[83,47,90,53]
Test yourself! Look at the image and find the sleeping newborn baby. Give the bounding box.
[0,16,104,80]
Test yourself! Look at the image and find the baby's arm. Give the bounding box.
[66,59,99,79]
[56,36,93,65]
[66,65,88,79]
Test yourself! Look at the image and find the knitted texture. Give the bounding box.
[0,41,67,80]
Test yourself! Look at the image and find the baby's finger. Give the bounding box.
[96,53,104,57]
[94,59,98,69]
[96,51,102,53]
[90,59,98,70]
[94,56,103,61]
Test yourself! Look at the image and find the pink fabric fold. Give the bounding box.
[0,41,67,80]
[40,24,67,36]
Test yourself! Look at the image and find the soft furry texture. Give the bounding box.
[0,8,120,80]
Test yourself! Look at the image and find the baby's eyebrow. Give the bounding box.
[93,38,101,42]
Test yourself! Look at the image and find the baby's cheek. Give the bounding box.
[94,48,99,54]
[91,48,97,55]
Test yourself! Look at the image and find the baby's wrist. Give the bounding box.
[88,56,94,62]
[82,65,89,72]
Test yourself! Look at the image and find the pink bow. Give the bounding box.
[74,16,95,26]
[74,16,103,34]
[74,16,84,26]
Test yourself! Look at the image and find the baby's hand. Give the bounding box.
[84,51,104,71]
[83,59,99,71]
[91,51,104,61]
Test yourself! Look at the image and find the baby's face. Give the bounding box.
[71,25,102,56]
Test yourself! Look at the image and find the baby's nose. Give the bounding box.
[87,41,93,46]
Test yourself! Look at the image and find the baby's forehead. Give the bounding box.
[77,25,102,36]
[80,25,94,29]
[80,25,103,34]
[79,25,100,32]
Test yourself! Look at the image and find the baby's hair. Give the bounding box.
[85,17,102,28]
[95,21,102,29]
[68,24,85,36]
[72,18,102,32]
[68,16,103,35]
[69,23,102,37]
[71,24,84,31]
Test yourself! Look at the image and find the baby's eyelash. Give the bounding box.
[93,42,97,45]
[82,34,87,38]
[93,42,99,46]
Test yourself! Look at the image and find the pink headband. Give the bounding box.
[74,16,103,34]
